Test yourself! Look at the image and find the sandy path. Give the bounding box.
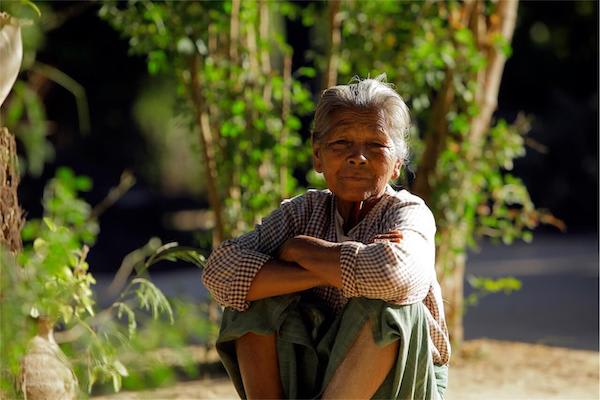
[93,339,599,400]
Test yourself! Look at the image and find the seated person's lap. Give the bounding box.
[216,295,445,399]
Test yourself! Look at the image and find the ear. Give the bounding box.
[391,158,402,180]
[312,141,323,173]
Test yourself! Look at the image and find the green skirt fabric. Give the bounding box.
[216,294,448,400]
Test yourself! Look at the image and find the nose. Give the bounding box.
[347,144,367,165]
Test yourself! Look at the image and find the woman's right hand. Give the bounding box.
[369,230,404,244]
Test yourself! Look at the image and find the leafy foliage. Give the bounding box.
[333,1,537,252]
[0,167,206,396]
[100,0,314,237]
[18,166,99,324]
[90,298,218,394]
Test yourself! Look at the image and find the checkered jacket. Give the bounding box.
[202,185,450,365]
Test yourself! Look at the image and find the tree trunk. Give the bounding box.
[322,0,341,90]
[412,70,455,204]
[189,54,226,246]
[280,53,292,198]
[466,0,518,161]
[440,254,465,348]
[0,127,24,254]
[438,0,519,349]
[436,224,468,347]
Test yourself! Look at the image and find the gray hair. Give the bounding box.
[311,74,411,165]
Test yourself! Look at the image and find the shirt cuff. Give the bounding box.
[228,251,272,311]
[339,241,364,298]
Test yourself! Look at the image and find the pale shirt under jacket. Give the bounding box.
[202,185,451,365]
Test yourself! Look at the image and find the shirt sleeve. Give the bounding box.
[202,193,310,311]
[338,199,436,304]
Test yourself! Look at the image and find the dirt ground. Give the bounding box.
[93,339,599,400]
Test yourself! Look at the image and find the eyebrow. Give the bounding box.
[327,122,389,137]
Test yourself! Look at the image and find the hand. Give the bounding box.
[369,230,403,244]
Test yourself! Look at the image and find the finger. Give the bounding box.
[370,231,403,243]
[371,238,402,243]
[384,230,404,237]
[372,232,403,240]
[370,236,403,243]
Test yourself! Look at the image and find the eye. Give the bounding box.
[368,142,389,149]
[328,140,350,150]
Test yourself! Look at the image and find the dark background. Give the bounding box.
[14,1,599,273]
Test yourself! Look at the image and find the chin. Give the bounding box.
[335,189,375,202]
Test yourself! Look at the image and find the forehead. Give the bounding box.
[326,108,390,138]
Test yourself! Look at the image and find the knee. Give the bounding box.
[342,297,427,342]
[221,294,300,336]
[345,297,424,318]
[236,331,276,347]
[235,332,278,358]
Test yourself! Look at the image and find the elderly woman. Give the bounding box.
[202,76,450,399]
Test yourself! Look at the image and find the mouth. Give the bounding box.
[340,175,371,181]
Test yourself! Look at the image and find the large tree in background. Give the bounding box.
[325,0,561,345]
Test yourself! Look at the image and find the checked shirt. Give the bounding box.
[202,185,451,365]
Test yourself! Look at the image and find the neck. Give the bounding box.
[337,197,381,233]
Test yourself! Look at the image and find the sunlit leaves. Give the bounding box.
[465,275,522,307]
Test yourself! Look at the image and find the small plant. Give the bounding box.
[0,167,205,398]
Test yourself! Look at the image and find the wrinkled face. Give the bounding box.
[312,108,401,203]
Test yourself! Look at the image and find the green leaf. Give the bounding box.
[296,66,316,78]
[113,360,129,377]
[20,0,42,17]
[33,238,46,252]
[454,28,473,45]
[60,305,73,324]
[42,217,58,232]
[146,245,206,269]
[286,116,301,130]
[449,114,469,135]
[522,231,533,243]
[231,100,245,115]
[75,176,93,191]
[56,167,76,186]
[132,278,174,323]
[492,33,513,57]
